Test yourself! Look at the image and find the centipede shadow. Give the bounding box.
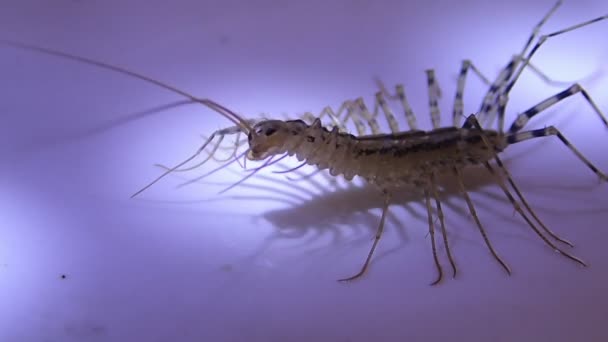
[182,154,582,272]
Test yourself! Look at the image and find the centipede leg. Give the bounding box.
[425,69,442,129]
[465,115,587,265]
[375,79,418,130]
[374,91,400,133]
[296,103,361,185]
[483,161,587,267]
[508,126,607,183]
[430,173,457,279]
[353,98,382,134]
[300,100,352,132]
[424,187,443,286]
[131,131,220,198]
[454,167,512,275]
[507,83,608,135]
[171,134,226,172]
[479,1,566,128]
[491,156,575,247]
[501,11,608,121]
[453,59,492,128]
[338,190,392,282]
[467,114,576,246]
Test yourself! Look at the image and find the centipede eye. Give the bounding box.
[264,128,277,136]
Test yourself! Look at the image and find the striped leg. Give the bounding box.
[504,83,608,183]
[453,59,492,128]
[476,56,518,129]
[459,56,560,130]
[317,98,373,136]
[515,1,562,58]
[480,54,572,132]
[507,126,607,182]
[476,0,561,126]
[376,80,419,130]
[374,91,401,133]
[340,100,368,136]
[513,55,574,87]
[499,12,608,126]
[480,1,576,128]
[299,98,383,136]
[464,114,588,266]
[350,98,383,134]
[426,69,442,129]
[300,100,352,132]
[508,83,608,133]
[506,13,608,96]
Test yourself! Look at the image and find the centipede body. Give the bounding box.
[247,118,506,189]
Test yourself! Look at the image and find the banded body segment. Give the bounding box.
[286,122,506,189]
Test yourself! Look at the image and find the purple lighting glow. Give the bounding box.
[1,1,607,341]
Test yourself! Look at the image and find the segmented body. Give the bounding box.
[259,118,504,189]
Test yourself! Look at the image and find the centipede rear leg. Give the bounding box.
[487,84,608,247]
[483,160,586,265]
[504,84,607,183]
[465,114,588,266]
[454,56,562,130]
[475,1,561,127]
[476,1,607,130]
[454,165,512,275]
[497,12,608,132]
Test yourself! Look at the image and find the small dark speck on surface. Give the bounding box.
[64,322,107,339]
[218,34,231,45]
[220,264,234,272]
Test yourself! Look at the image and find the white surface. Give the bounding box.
[1,1,607,341]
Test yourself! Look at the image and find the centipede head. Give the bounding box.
[247,120,292,160]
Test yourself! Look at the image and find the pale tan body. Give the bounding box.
[264,120,505,189]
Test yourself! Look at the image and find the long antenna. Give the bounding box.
[0,39,253,132]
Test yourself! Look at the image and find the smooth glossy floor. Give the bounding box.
[1,1,607,341]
